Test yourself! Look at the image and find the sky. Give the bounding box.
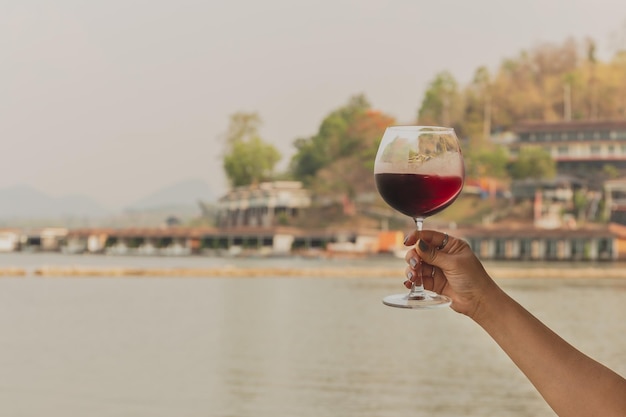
[2,0,626,209]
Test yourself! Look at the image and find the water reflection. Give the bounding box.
[0,257,624,416]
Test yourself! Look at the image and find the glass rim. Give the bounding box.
[386,125,454,132]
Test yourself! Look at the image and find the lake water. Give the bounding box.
[1,253,625,417]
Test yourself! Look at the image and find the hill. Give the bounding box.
[0,185,110,220]
[0,179,217,227]
[126,178,216,210]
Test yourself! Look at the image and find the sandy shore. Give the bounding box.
[0,268,27,277]
[14,266,404,278]
[1,265,626,279]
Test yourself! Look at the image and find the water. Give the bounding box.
[1,253,625,416]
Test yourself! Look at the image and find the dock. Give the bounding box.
[2,223,626,261]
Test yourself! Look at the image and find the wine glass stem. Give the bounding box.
[409,218,426,299]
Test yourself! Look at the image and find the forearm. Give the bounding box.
[474,286,626,417]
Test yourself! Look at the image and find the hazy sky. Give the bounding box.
[2,0,625,208]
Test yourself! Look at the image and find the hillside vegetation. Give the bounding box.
[217,36,626,229]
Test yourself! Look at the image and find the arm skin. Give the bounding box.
[404,229,626,417]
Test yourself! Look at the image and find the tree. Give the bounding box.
[465,145,509,180]
[346,109,396,172]
[224,112,262,145]
[289,94,372,183]
[312,109,396,198]
[462,66,493,145]
[417,71,463,129]
[424,35,626,140]
[222,112,281,187]
[508,147,556,180]
[467,38,584,135]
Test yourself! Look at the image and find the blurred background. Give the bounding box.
[2,2,626,417]
[1,0,625,228]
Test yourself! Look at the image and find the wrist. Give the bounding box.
[469,282,511,328]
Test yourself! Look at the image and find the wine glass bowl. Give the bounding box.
[374,126,464,309]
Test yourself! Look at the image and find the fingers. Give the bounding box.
[404,229,452,252]
[404,230,465,289]
[403,229,454,276]
[416,230,452,252]
[404,261,442,291]
[437,233,449,250]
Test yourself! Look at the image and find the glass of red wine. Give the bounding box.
[374,126,464,309]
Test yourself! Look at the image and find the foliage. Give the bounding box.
[462,66,493,143]
[464,145,509,179]
[289,94,368,182]
[572,189,588,219]
[220,33,626,228]
[289,94,395,189]
[508,147,556,180]
[417,71,463,130]
[222,112,281,187]
[603,164,620,179]
[414,35,626,192]
[418,37,626,138]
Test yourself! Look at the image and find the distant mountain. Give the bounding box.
[0,179,217,225]
[126,178,216,210]
[0,185,110,219]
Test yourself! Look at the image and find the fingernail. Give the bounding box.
[418,239,429,252]
[409,258,418,268]
[403,235,410,246]
[407,271,414,280]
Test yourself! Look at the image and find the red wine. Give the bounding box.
[375,173,463,218]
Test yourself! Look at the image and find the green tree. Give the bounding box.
[289,94,372,183]
[224,112,262,145]
[465,145,509,179]
[417,71,463,129]
[462,66,493,143]
[603,164,620,179]
[508,147,556,180]
[222,112,281,187]
[312,109,396,198]
[426,35,626,139]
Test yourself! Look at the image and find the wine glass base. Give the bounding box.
[382,291,451,309]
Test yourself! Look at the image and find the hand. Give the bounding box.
[403,229,501,318]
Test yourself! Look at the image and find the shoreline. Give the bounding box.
[2,265,626,279]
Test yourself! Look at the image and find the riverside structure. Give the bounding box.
[2,223,626,261]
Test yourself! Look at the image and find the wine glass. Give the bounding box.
[374,126,465,309]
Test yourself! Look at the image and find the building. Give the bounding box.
[456,223,620,261]
[510,176,594,228]
[215,181,311,228]
[0,229,20,252]
[509,120,626,224]
[603,177,626,224]
[511,120,626,181]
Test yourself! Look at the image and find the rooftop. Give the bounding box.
[514,120,626,133]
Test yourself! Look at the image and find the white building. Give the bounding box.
[0,230,20,252]
[216,181,311,228]
[510,120,626,175]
